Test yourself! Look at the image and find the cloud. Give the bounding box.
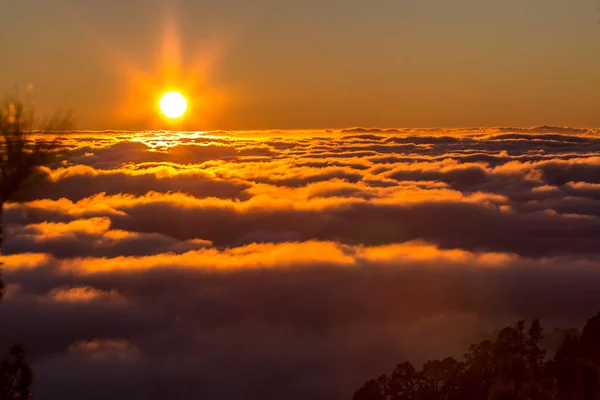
[25,164,251,201]
[3,128,600,399]
[3,241,600,399]
[49,286,125,304]
[9,186,600,257]
[492,126,590,135]
[67,339,141,363]
[4,217,212,258]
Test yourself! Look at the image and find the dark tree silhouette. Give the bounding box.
[353,376,387,400]
[0,100,72,399]
[0,345,34,400]
[351,312,600,400]
[0,101,70,276]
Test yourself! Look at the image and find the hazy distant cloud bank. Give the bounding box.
[4,127,600,399]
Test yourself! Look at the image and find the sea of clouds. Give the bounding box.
[2,127,600,399]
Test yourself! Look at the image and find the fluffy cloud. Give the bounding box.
[3,242,600,399]
[3,127,600,399]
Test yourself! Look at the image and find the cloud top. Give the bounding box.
[4,128,600,399]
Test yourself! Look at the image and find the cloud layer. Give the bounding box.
[3,127,600,399]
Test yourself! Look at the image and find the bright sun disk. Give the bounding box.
[159,91,188,119]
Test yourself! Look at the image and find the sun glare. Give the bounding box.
[159,91,188,119]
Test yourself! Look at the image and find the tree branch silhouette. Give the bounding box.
[0,99,73,399]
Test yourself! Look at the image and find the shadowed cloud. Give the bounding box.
[4,127,600,399]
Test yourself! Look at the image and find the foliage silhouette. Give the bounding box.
[0,101,72,288]
[352,311,600,400]
[0,345,34,400]
[0,100,72,399]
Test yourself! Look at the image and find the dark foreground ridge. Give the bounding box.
[352,310,600,400]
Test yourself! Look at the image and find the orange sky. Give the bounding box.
[1,0,600,130]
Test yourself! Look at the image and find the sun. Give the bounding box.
[159,91,188,119]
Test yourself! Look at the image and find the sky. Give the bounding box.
[4,3,600,398]
[1,0,600,130]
